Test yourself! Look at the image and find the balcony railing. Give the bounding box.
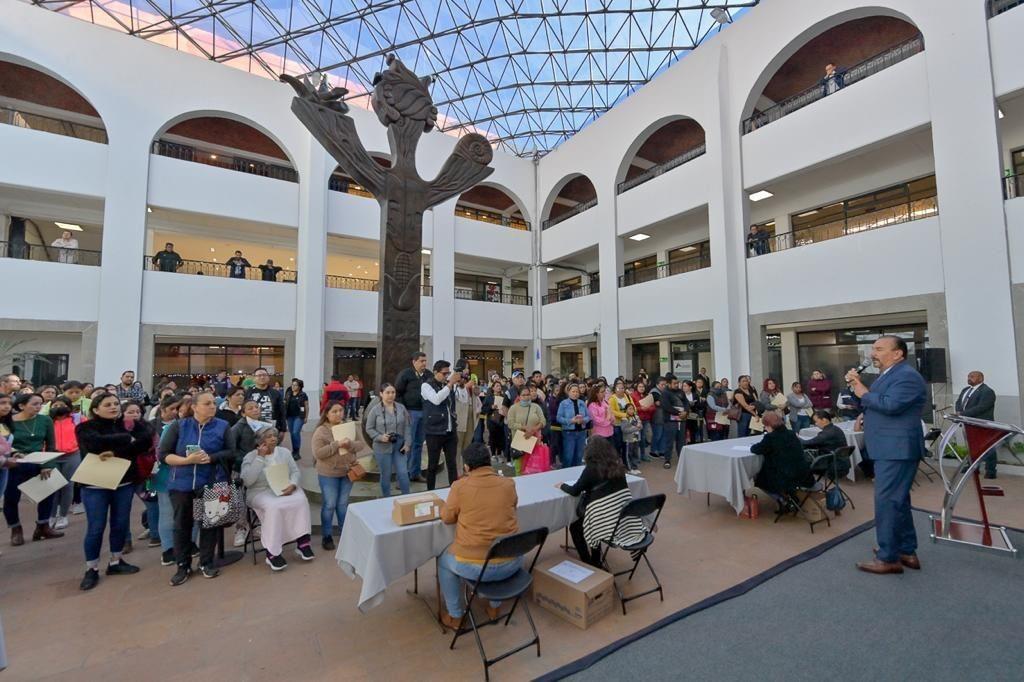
[542,282,599,305]
[618,254,711,287]
[328,175,375,198]
[742,35,925,134]
[152,140,299,183]
[454,287,532,305]
[617,143,707,195]
[1004,172,1024,200]
[1,106,107,144]
[542,197,598,230]
[749,196,938,256]
[144,256,297,282]
[1,241,102,266]
[455,205,530,231]
[324,275,433,296]
[989,0,1023,16]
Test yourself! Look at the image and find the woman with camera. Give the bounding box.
[311,400,359,550]
[364,384,411,499]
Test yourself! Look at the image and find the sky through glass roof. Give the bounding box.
[31,0,759,156]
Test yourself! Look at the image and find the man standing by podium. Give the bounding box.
[955,371,997,478]
[846,335,928,575]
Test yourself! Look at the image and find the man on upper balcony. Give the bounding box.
[152,242,182,273]
[259,259,282,282]
[226,250,251,279]
[822,62,846,96]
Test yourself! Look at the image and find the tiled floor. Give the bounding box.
[1,455,1021,681]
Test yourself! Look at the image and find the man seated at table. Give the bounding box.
[437,443,520,629]
[799,410,847,454]
[750,411,814,501]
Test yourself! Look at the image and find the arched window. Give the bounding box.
[0,58,106,143]
[617,117,706,194]
[543,174,598,230]
[456,184,530,230]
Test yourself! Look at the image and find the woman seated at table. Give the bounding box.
[799,410,847,454]
[437,443,519,630]
[750,411,814,500]
[240,429,314,571]
[559,438,646,569]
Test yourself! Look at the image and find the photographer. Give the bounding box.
[421,360,468,490]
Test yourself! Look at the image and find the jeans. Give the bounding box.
[790,414,811,432]
[81,483,134,563]
[318,475,353,538]
[346,397,360,421]
[158,490,196,552]
[651,423,665,456]
[662,424,682,465]
[737,411,752,438]
[438,550,523,618]
[4,463,54,528]
[547,427,562,467]
[612,426,624,463]
[425,432,459,491]
[375,437,411,497]
[287,416,304,454]
[51,452,82,517]
[143,494,160,541]
[169,489,218,569]
[561,430,586,468]
[0,468,8,501]
[407,410,424,478]
[640,422,653,459]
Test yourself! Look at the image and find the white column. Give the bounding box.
[596,199,623,377]
[707,43,751,381]
[94,131,151,382]
[431,200,457,363]
[659,340,671,376]
[529,263,547,372]
[925,7,1020,421]
[780,330,799,389]
[294,137,329,415]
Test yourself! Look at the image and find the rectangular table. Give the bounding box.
[337,466,651,612]
[798,421,863,482]
[674,436,764,515]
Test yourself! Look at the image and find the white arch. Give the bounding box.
[541,172,598,223]
[614,114,706,186]
[0,53,108,134]
[459,180,535,226]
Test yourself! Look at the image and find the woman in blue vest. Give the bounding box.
[557,383,591,468]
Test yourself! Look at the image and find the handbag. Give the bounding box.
[826,456,846,511]
[522,442,551,475]
[749,416,765,433]
[347,461,367,482]
[740,494,759,519]
[726,406,742,421]
[191,480,244,529]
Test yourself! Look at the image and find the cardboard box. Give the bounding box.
[532,558,615,629]
[392,493,443,526]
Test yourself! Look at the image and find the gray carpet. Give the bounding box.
[555,512,1024,682]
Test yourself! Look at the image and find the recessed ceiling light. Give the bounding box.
[546,267,554,272]
[998,108,1005,119]
[146,207,153,213]
[289,257,295,262]
[421,249,431,255]
[797,209,819,217]
[629,233,651,241]
[749,190,774,202]
[680,246,696,252]
[54,222,82,231]
[210,154,218,160]
[210,247,216,252]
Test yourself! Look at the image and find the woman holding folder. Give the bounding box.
[74,392,154,590]
[312,400,360,550]
[4,393,62,547]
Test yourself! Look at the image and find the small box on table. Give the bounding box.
[532,558,614,629]
[392,493,443,526]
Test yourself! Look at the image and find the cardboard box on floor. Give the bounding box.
[392,493,443,526]
[532,557,615,629]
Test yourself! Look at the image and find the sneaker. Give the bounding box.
[170,567,192,586]
[266,554,288,571]
[663,461,672,469]
[70,503,85,515]
[80,568,100,591]
[106,559,141,576]
[161,549,176,566]
[190,542,200,558]
[147,537,161,548]
[628,469,642,476]
[322,535,335,551]
[200,564,220,579]
[233,527,248,548]
[137,529,152,540]
[52,515,69,531]
[295,545,315,561]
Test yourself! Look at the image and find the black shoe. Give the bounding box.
[140,511,149,530]
[161,549,175,566]
[322,535,335,551]
[410,475,426,484]
[984,472,997,480]
[80,568,100,591]
[106,559,141,575]
[200,564,220,579]
[190,542,200,558]
[266,553,288,571]
[170,567,192,586]
[292,452,301,461]
[295,545,315,561]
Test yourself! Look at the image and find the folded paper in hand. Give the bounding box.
[264,462,291,496]
[18,468,68,504]
[72,453,131,490]
[510,430,537,453]
[331,421,359,445]
[638,393,655,409]
[18,451,64,465]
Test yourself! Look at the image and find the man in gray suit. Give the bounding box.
[955,371,998,478]
[846,335,928,575]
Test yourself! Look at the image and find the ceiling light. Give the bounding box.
[209,154,218,160]
[680,246,696,252]
[421,248,431,255]
[210,247,216,252]
[749,190,774,202]
[629,233,651,241]
[797,209,819,217]
[146,207,153,213]
[546,267,554,272]
[998,108,1005,119]
[289,258,295,262]
[710,7,732,24]
[54,222,82,231]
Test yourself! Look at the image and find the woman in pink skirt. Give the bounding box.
[240,429,314,571]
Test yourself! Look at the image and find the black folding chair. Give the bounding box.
[808,445,855,511]
[450,527,549,682]
[598,493,666,615]
[918,428,943,483]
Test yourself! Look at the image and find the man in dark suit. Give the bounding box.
[846,335,928,575]
[955,371,998,478]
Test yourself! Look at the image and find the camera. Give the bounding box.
[386,432,399,441]
[453,357,470,379]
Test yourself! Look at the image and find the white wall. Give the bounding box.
[454,217,532,264]
[615,155,710,236]
[989,5,1024,99]
[619,267,718,329]
[140,271,297,330]
[0,124,107,198]
[0,259,100,321]
[541,294,601,341]
[454,300,533,340]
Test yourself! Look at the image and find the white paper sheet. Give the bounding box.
[264,462,291,496]
[17,469,68,504]
[548,560,594,584]
[17,451,64,465]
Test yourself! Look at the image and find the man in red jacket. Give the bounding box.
[320,375,350,414]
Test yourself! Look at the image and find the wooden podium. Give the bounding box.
[929,415,1021,557]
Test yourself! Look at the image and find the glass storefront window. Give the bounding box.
[153,343,285,389]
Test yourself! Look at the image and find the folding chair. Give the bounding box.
[775,483,830,533]
[598,493,666,615]
[918,428,943,482]
[242,495,296,564]
[808,446,855,511]
[450,527,549,682]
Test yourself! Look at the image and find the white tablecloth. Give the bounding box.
[798,421,862,482]
[674,436,764,515]
[336,466,651,612]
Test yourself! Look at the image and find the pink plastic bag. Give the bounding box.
[522,442,551,475]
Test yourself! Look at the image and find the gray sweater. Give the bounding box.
[364,400,410,456]
[240,445,300,496]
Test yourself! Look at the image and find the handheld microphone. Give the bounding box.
[847,361,871,385]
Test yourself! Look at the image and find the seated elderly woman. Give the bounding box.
[437,443,519,630]
[240,429,314,571]
[750,411,814,498]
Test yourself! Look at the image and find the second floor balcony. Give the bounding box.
[1,241,102,266]
[617,143,706,195]
[143,255,297,282]
[2,105,107,144]
[1005,172,1023,200]
[618,246,711,287]
[542,281,599,305]
[152,140,298,183]
[454,287,531,306]
[990,0,1023,17]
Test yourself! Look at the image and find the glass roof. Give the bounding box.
[32,0,759,156]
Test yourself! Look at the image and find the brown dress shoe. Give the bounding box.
[440,612,463,631]
[856,559,904,575]
[11,527,24,546]
[485,604,501,621]
[33,523,64,541]
[873,548,921,570]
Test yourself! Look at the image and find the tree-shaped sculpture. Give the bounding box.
[282,55,493,386]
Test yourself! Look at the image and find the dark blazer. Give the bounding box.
[751,428,813,495]
[955,383,996,421]
[800,422,847,452]
[857,361,927,461]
